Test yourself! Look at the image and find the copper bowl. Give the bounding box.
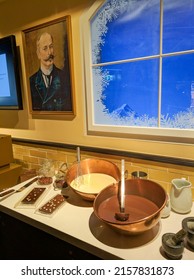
[65,158,121,201]
[93,179,167,234]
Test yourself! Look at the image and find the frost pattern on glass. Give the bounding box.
[91,0,129,65]
[160,109,194,129]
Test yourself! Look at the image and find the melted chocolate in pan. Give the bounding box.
[98,195,159,224]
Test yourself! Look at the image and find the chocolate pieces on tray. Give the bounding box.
[15,186,49,209]
[37,176,53,185]
[21,187,46,204]
[36,194,66,217]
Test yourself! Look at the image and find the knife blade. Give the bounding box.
[0,177,38,198]
[16,177,38,192]
[0,189,15,197]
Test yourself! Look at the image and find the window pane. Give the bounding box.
[161,53,194,128]
[91,0,160,64]
[92,59,159,127]
[163,0,194,53]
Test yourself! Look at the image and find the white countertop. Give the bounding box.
[0,178,194,260]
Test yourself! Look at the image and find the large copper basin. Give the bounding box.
[93,179,167,234]
[66,158,121,201]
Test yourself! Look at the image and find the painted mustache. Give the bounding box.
[44,54,55,62]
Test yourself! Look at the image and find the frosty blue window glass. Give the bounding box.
[91,0,160,63]
[93,60,159,126]
[161,53,194,128]
[89,0,194,131]
[163,0,194,54]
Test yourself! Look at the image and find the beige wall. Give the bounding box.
[0,0,194,161]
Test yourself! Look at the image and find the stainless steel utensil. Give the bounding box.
[0,177,38,199]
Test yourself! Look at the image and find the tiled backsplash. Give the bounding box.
[12,143,194,200]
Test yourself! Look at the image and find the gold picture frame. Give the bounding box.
[23,16,75,116]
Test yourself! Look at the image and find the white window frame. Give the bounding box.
[81,0,194,144]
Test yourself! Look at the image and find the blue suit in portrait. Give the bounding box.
[30,65,72,111]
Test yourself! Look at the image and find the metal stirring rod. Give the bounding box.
[75,147,84,186]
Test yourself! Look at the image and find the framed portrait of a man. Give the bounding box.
[23,16,75,116]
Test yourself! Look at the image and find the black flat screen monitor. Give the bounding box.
[0,35,23,109]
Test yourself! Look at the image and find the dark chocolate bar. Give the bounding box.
[38,194,65,214]
[21,187,46,204]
